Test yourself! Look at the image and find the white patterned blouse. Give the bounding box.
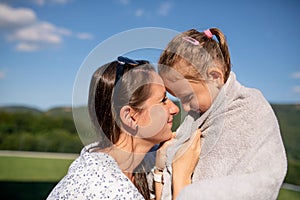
[47,144,144,200]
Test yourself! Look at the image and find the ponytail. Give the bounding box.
[209,28,231,81]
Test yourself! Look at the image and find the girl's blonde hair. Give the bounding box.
[158,28,231,82]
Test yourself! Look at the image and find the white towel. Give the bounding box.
[161,72,287,200]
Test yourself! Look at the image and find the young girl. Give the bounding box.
[157,28,287,199]
[47,56,201,200]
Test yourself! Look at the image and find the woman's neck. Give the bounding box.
[100,133,153,180]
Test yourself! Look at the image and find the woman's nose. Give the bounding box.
[168,100,179,115]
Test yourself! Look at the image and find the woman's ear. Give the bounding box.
[207,68,224,88]
[120,105,137,130]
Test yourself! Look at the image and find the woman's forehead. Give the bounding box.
[151,71,164,85]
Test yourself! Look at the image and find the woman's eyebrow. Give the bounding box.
[158,91,167,100]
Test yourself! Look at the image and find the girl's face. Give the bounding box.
[163,77,213,114]
[134,73,179,143]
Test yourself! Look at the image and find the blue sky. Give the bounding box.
[0,0,299,110]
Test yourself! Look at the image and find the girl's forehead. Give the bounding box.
[160,67,185,82]
[164,77,193,94]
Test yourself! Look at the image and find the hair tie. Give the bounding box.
[204,29,213,38]
[182,36,199,46]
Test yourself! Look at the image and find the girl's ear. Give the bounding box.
[207,68,224,88]
[120,105,137,130]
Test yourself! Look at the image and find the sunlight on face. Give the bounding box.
[135,74,179,143]
[163,77,212,114]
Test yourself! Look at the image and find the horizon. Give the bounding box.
[0,101,300,112]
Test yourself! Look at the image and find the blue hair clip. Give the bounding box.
[114,56,149,86]
[117,56,139,65]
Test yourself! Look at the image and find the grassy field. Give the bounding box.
[278,189,300,200]
[0,156,74,182]
[0,153,299,200]
[0,153,76,199]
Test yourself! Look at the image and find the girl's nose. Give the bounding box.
[182,103,190,112]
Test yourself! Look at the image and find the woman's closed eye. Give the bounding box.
[161,95,168,105]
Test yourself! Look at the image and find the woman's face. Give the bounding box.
[134,73,179,144]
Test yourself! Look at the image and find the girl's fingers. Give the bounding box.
[190,129,201,149]
[172,132,176,138]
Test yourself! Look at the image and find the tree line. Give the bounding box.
[0,109,83,153]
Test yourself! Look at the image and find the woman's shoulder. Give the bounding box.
[67,146,129,185]
[47,146,143,200]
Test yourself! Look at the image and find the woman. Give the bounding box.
[47,56,201,200]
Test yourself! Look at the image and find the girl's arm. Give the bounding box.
[153,129,201,200]
[172,129,201,200]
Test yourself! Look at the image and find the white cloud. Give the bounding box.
[0,3,36,28]
[117,1,172,18]
[135,9,144,17]
[56,27,72,36]
[291,72,300,79]
[15,42,40,52]
[76,32,93,40]
[30,0,45,6]
[1,4,93,52]
[30,0,72,6]
[8,22,63,44]
[50,0,72,4]
[118,0,130,5]
[0,71,5,80]
[293,86,300,94]
[157,2,172,16]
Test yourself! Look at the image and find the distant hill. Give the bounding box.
[0,106,73,119]
[271,104,300,160]
[0,106,42,115]
[271,104,300,185]
[46,107,73,119]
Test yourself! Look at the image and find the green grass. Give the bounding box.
[285,158,300,185]
[278,188,300,200]
[0,155,300,199]
[0,155,74,182]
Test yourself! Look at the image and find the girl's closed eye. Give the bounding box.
[181,94,193,104]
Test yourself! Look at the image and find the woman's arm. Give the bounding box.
[154,133,175,200]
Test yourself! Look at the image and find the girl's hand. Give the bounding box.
[172,129,202,199]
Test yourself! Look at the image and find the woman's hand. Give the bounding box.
[172,129,202,199]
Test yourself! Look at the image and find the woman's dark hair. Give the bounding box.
[88,60,155,199]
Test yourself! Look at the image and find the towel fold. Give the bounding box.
[161,72,287,200]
